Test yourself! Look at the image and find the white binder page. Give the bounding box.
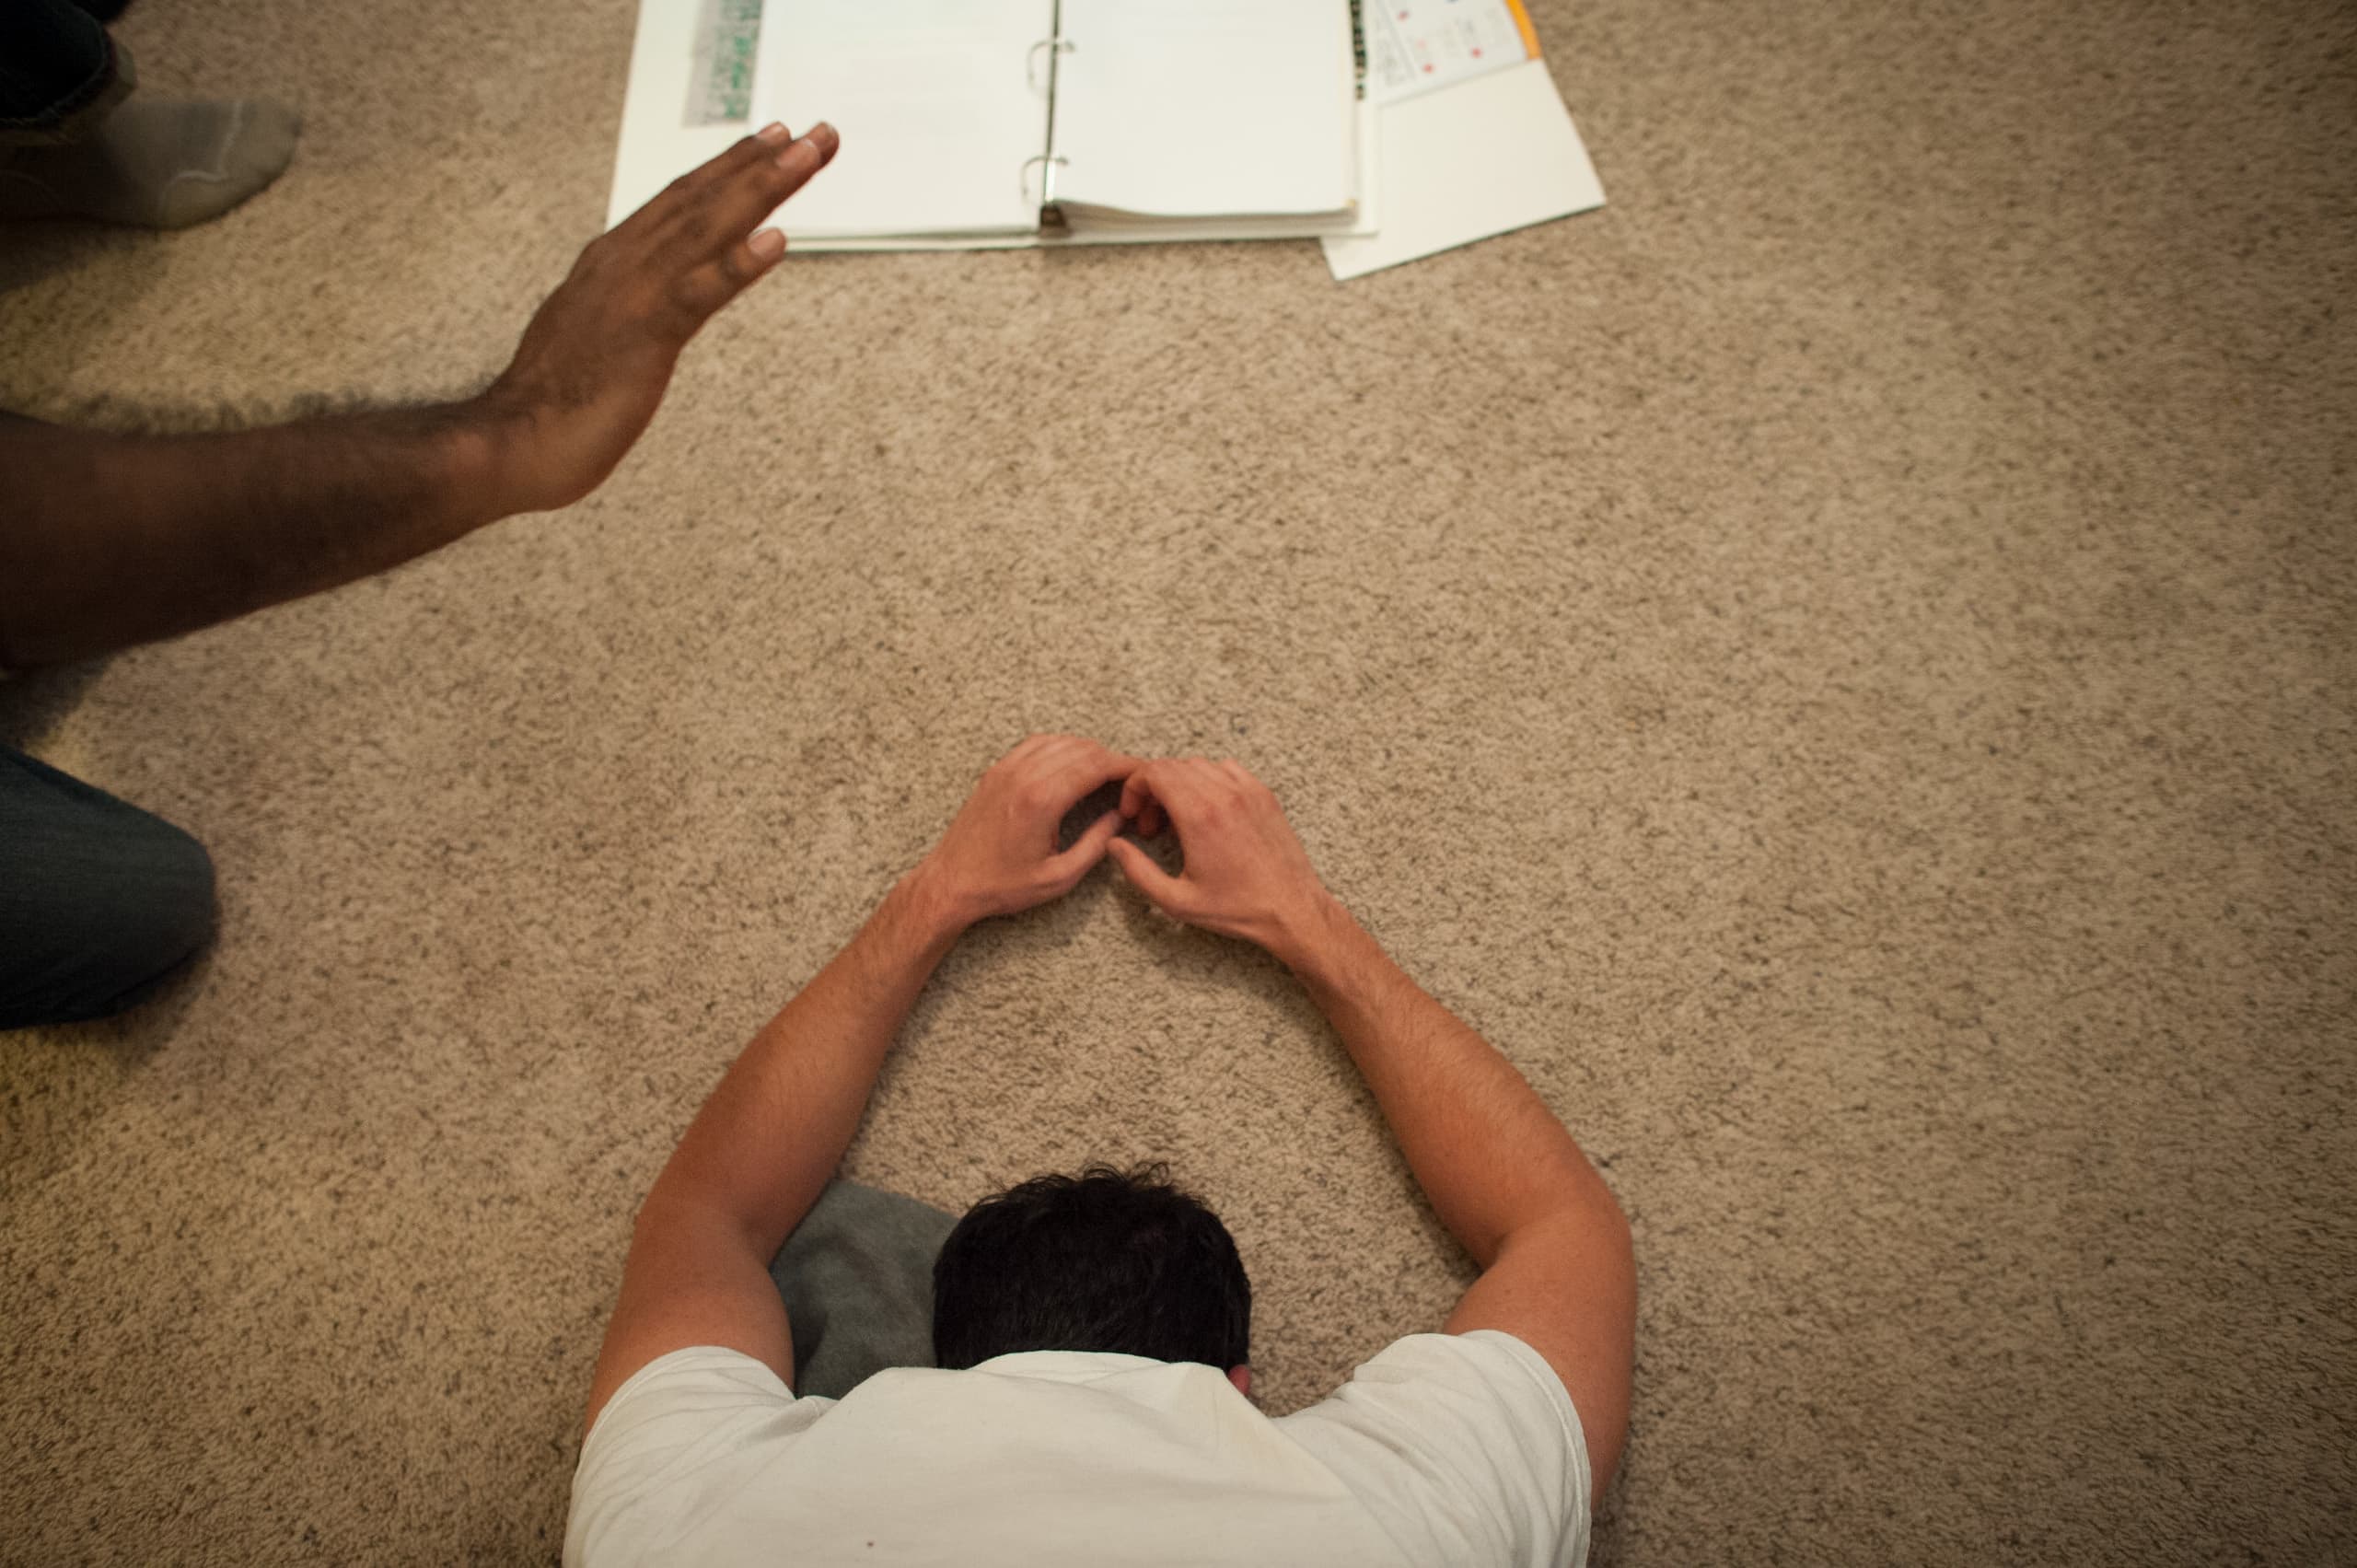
[1051,0,1355,219]
[603,0,753,229]
[752,0,1051,238]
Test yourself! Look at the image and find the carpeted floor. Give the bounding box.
[2,0,2351,1562]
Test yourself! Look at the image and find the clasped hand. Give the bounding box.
[914,735,1337,966]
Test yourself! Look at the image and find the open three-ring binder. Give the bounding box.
[737,0,1371,250]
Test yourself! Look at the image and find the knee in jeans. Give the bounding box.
[131,821,217,971]
[66,816,219,1005]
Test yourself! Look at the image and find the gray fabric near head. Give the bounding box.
[770,1178,955,1400]
[0,0,2350,1563]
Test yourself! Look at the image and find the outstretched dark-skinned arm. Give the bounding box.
[0,121,839,671]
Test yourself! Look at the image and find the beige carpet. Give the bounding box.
[3,0,2352,1562]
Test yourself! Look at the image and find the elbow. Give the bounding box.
[1584,1161,1633,1257]
[1550,1154,1633,1267]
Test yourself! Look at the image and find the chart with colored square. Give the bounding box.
[1364,0,1538,106]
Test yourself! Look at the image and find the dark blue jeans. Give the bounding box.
[1,0,134,143]
[0,744,215,1029]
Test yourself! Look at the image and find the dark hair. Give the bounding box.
[932,1163,1251,1372]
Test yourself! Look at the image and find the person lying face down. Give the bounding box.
[568,735,1636,1568]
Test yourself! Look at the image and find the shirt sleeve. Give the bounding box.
[1272,1330,1592,1568]
[563,1347,821,1568]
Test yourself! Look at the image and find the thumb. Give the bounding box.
[1043,810,1123,891]
[1106,836,1192,914]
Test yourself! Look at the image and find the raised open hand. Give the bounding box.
[916,736,1144,928]
[475,122,841,516]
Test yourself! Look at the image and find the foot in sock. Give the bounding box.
[0,98,301,230]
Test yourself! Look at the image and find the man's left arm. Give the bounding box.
[583,735,1138,1428]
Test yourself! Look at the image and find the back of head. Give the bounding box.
[932,1163,1250,1372]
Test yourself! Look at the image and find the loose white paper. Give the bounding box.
[1322,57,1603,281]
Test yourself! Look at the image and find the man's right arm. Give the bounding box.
[1107,760,1635,1492]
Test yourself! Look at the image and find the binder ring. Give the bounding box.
[1020,153,1070,204]
[1026,36,1076,93]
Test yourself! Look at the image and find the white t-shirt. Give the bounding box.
[565,1330,1591,1568]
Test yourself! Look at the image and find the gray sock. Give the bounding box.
[0,98,301,229]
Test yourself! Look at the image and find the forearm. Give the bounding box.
[644,867,967,1255]
[0,401,513,668]
[1281,899,1619,1267]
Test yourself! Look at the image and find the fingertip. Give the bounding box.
[749,226,785,262]
[779,122,839,173]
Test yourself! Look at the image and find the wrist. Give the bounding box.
[893,857,978,948]
[1266,888,1353,977]
[447,396,532,524]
